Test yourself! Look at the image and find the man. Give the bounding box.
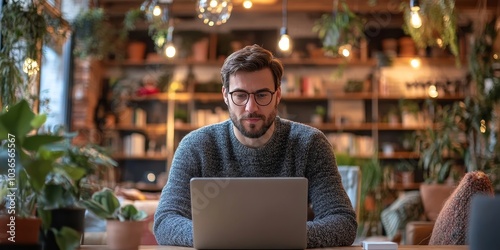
[153,44,357,248]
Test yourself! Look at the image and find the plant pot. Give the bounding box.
[419,183,456,221]
[0,216,41,246]
[106,220,145,250]
[192,38,209,62]
[41,207,86,250]
[127,42,147,62]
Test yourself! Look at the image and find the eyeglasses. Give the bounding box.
[228,90,276,106]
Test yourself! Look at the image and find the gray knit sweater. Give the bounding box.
[153,117,357,248]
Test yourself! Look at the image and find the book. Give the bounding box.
[362,241,398,250]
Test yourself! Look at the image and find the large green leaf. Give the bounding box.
[23,158,54,192]
[52,226,82,250]
[0,100,35,141]
[23,134,63,151]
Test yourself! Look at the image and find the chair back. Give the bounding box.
[338,166,362,221]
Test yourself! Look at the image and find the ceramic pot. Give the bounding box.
[0,216,41,245]
[127,42,147,62]
[106,220,145,250]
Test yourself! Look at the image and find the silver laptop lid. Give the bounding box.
[190,177,308,249]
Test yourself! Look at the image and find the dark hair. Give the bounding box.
[220,44,284,90]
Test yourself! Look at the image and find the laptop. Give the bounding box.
[468,194,500,250]
[190,177,308,249]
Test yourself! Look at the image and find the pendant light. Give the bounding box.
[197,0,233,26]
[141,0,172,24]
[410,0,422,29]
[278,0,292,53]
[243,0,253,9]
[164,19,176,58]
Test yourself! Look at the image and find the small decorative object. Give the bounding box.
[344,79,364,93]
[196,0,233,26]
[136,75,160,96]
[311,105,326,125]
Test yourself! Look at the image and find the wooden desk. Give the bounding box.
[79,245,469,250]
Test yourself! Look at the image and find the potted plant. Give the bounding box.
[81,188,147,250]
[72,8,118,60]
[0,99,117,250]
[394,160,416,186]
[312,0,365,58]
[415,102,465,221]
[399,99,420,126]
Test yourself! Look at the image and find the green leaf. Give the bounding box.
[23,158,54,192]
[23,134,63,151]
[52,226,82,250]
[30,114,47,129]
[42,184,75,209]
[60,165,87,182]
[0,100,35,140]
[80,200,114,219]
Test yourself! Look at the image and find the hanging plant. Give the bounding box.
[312,0,365,57]
[0,0,68,107]
[401,0,459,63]
[72,8,118,60]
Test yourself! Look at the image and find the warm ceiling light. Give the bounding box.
[428,85,438,98]
[409,0,422,28]
[164,20,176,58]
[410,57,421,68]
[165,42,176,58]
[243,0,252,9]
[278,0,292,53]
[339,44,351,58]
[197,0,233,26]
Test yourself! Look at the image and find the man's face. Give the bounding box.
[223,68,281,139]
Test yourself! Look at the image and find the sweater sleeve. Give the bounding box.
[153,132,200,246]
[304,132,358,248]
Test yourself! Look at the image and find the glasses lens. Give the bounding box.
[254,91,273,106]
[231,91,249,106]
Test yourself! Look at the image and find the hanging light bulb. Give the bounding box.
[278,29,291,51]
[243,0,252,9]
[142,0,172,24]
[410,57,421,68]
[197,0,233,26]
[338,44,351,58]
[278,0,292,53]
[164,19,176,58]
[165,42,176,58]
[410,0,422,28]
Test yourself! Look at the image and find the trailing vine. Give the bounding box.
[0,0,68,107]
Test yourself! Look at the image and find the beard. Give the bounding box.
[229,103,278,138]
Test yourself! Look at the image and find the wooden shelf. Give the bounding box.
[104,57,378,68]
[113,124,166,133]
[379,151,420,159]
[113,154,168,161]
